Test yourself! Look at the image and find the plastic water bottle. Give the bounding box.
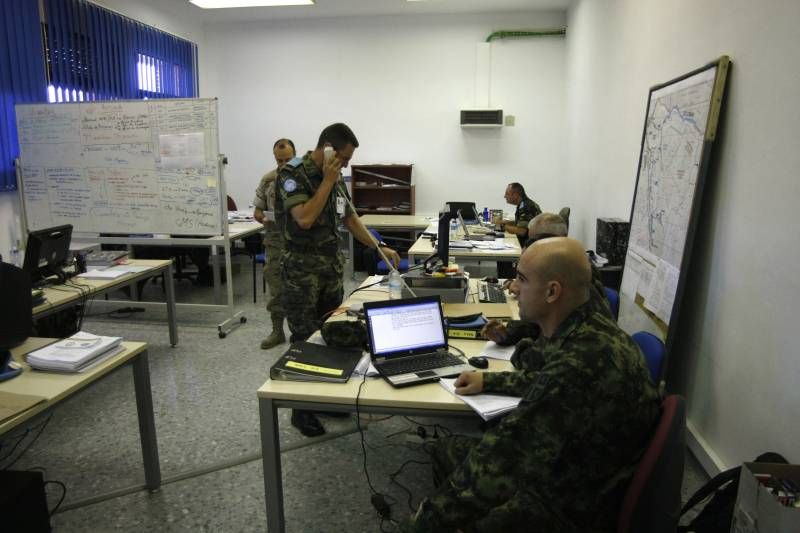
[449,218,458,240]
[482,207,489,222]
[388,270,403,299]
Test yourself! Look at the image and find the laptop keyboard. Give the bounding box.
[378,352,464,376]
[478,281,507,303]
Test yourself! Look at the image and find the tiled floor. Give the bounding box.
[5,262,709,531]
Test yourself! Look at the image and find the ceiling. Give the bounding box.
[143,0,572,24]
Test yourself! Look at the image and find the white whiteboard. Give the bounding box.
[16,98,223,236]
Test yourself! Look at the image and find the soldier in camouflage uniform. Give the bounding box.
[501,182,542,247]
[400,238,659,532]
[274,123,400,437]
[485,212,613,346]
[253,138,296,350]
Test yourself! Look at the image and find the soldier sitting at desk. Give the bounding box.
[400,238,659,533]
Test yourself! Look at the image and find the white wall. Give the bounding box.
[201,12,567,214]
[564,0,800,472]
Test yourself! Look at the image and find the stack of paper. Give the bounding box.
[27,331,124,373]
[439,378,522,421]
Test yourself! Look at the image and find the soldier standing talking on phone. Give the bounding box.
[274,123,400,437]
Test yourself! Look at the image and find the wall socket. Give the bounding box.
[505,115,516,126]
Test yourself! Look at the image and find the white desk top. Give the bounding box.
[33,259,172,316]
[359,214,434,230]
[408,232,522,260]
[257,277,518,409]
[0,338,147,435]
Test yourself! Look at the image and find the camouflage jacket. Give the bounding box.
[402,302,660,533]
[274,152,354,250]
[253,168,282,238]
[514,195,542,228]
[512,195,541,245]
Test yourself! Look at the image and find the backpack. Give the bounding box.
[678,452,788,532]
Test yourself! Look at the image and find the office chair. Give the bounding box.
[365,229,409,275]
[558,207,570,233]
[617,395,686,533]
[632,331,666,385]
[603,287,620,320]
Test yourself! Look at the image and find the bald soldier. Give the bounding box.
[400,238,659,532]
[483,212,613,348]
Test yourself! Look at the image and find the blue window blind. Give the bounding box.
[0,0,47,191]
[43,0,198,102]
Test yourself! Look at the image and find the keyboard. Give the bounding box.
[478,281,507,303]
[377,352,464,376]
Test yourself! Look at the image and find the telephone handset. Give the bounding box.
[324,145,346,216]
[323,145,336,166]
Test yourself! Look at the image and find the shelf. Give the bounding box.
[351,164,415,220]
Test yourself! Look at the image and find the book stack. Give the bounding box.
[27,331,124,373]
[445,314,488,340]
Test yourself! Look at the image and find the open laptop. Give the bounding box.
[363,295,471,387]
[457,211,495,241]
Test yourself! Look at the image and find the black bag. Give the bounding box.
[678,452,788,532]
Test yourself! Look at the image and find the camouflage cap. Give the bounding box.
[321,321,368,350]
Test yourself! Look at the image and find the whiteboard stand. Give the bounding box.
[215,154,246,339]
[14,159,29,252]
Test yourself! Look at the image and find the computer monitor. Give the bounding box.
[424,211,451,273]
[444,202,477,224]
[22,224,73,284]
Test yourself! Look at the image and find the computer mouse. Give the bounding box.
[468,356,489,369]
[483,277,499,284]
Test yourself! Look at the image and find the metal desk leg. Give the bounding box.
[260,397,285,533]
[164,262,178,347]
[132,350,161,491]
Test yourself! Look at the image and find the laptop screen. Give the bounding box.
[364,296,447,359]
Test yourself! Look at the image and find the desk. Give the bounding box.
[72,221,264,338]
[359,214,433,231]
[0,338,160,506]
[407,230,522,266]
[257,279,517,532]
[34,259,178,347]
[349,214,434,277]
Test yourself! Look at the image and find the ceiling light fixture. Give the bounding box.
[189,0,314,9]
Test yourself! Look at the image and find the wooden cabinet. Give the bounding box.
[350,164,414,215]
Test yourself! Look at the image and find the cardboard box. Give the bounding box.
[731,462,800,533]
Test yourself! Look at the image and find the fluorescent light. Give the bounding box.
[189,0,314,8]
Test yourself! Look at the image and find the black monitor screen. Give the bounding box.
[436,211,451,266]
[23,224,73,283]
[445,202,477,223]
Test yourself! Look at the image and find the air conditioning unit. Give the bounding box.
[460,109,503,128]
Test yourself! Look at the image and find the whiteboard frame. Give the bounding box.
[15,98,223,237]
[618,56,731,383]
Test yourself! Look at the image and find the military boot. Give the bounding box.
[260,316,286,349]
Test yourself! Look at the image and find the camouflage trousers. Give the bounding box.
[427,434,480,487]
[263,234,285,319]
[280,249,344,342]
